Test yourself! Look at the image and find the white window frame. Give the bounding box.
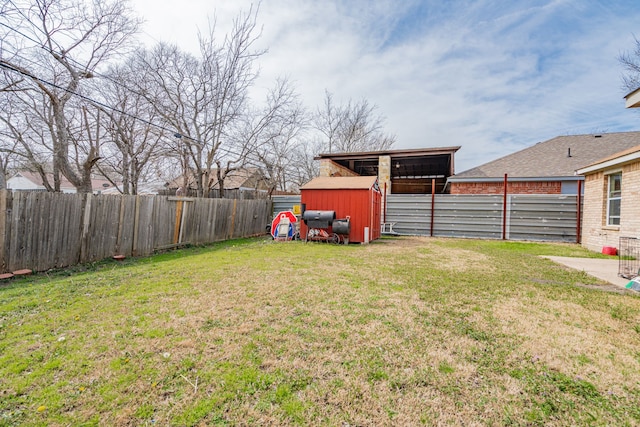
[606,172,622,226]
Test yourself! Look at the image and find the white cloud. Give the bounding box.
[131,0,640,171]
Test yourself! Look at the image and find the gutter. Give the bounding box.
[447,176,584,184]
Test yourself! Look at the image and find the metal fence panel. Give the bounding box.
[385,194,504,239]
[271,195,301,218]
[508,195,578,242]
[433,195,503,239]
[385,193,579,242]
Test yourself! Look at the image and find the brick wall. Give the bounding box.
[450,181,562,194]
[581,161,640,252]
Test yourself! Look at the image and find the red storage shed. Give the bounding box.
[300,176,381,243]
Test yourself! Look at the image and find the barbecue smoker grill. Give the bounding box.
[302,210,350,244]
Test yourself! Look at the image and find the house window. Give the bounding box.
[607,173,621,226]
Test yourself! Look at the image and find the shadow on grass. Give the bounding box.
[0,235,274,292]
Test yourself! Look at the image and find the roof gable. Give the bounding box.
[577,144,640,174]
[625,87,640,108]
[451,132,640,180]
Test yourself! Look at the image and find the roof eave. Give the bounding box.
[624,87,640,108]
[577,150,640,174]
[315,146,461,161]
[448,176,583,183]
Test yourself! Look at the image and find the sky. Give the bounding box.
[130,0,640,172]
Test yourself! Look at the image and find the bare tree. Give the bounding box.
[247,78,307,193]
[91,62,169,194]
[0,0,140,192]
[314,90,396,154]
[620,36,640,92]
[0,85,59,190]
[289,137,324,188]
[135,6,264,197]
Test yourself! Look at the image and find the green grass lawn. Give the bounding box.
[1,236,639,426]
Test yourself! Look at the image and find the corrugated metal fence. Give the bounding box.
[272,195,303,217]
[272,193,580,243]
[0,191,271,273]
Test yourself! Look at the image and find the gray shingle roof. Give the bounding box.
[451,131,640,180]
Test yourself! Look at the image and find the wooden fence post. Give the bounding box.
[132,195,140,256]
[116,195,126,255]
[80,193,93,262]
[0,190,8,272]
[173,200,183,244]
[229,199,237,239]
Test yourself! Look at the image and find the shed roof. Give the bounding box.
[300,176,378,190]
[450,131,640,181]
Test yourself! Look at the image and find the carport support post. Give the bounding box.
[383,182,387,223]
[502,173,508,240]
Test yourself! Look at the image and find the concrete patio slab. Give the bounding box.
[541,256,629,288]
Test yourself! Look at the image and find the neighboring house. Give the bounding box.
[576,145,640,252]
[448,132,640,195]
[100,181,168,195]
[168,168,270,194]
[316,146,460,195]
[6,171,116,194]
[625,86,640,108]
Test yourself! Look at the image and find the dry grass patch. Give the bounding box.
[495,296,640,394]
[1,236,639,426]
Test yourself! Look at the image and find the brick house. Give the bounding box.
[576,145,640,252]
[448,132,640,195]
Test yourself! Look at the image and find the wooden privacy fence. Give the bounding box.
[0,191,272,274]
